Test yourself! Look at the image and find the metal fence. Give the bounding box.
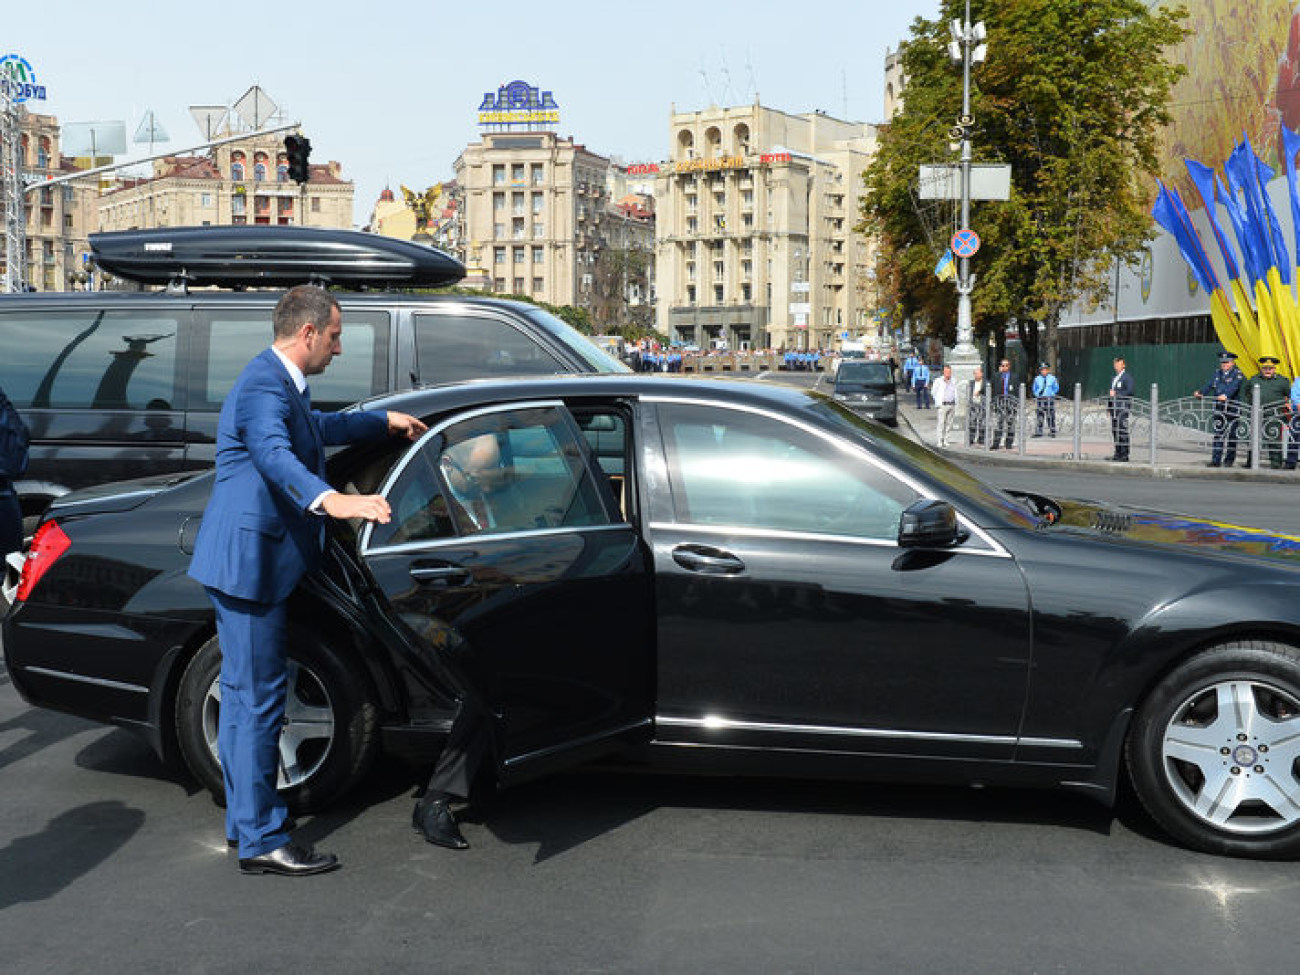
[964,383,1298,469]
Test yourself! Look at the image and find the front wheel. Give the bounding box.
[175,629,379,813]
[1126,641,1300,858]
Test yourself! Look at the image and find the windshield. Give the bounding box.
[836,362,893,384]
[521,308,631,374]
[809,396,1040,528]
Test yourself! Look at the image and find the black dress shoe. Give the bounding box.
[238,843,339,876]
[413,798,470,850]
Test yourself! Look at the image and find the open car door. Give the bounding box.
[359,400,653,784]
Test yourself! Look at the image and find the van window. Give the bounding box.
[193,309,390,410]
[413,312,566,385]
[0,309,182,409]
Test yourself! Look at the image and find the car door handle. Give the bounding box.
[671,545,745,575]
[410,565,473,587]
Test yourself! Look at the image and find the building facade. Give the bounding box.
[97,130,353,234]
[5,109,99,291]
[454,131,610,310]
[654,103,877,351]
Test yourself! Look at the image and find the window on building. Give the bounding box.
[533,277,544,293]
[531,193,543,214]
[277,156,288,182]
[514,248,525,265]
[514,277,525,293]
[686,261,696,282]
[493,164,506,186]
[494,276,506,291]
[714,284,724,303]
[532,246,544,264]
[494,222,505,238]
[232,194,247,216]
[253,163,268,182]
[511,163,525,183]
[311,198,321,213]
[512,192,525,216]
[742,283,752,302]
[201,193,213,207]
[686,216,697,233]
[686,285,696,304]
[533,223,545,239]
[494,193,505,212]
[581,274,592,292]
[512,217,525,239]
[531,163,545,185]
[494,246,506,264]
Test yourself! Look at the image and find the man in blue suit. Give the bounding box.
[189,285,426,876]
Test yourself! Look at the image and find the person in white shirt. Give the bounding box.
[930,364,959,448]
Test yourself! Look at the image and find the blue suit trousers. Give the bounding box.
[208,587,292,858]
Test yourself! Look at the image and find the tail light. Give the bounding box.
[15,520,71,603]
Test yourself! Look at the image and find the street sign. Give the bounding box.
[918,164,1011,200]
[952,229,981,257]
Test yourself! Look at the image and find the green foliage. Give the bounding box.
[860,0,1189,361]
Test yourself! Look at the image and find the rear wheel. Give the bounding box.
[175,629,379,813]
[1126,641,1300,858]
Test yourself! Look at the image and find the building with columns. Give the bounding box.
[654,103,877,352]
[97,130,353,234]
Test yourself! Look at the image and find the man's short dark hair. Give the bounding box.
[273,285,339,340]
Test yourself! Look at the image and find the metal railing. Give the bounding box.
[963,383,1297,470]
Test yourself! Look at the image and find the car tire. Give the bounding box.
[1126,640,1300,858]
[175,629,379,814]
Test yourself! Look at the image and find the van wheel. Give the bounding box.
[175,630,379,813]
[1126,641,1300,859]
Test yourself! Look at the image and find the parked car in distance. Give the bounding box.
[10,375,1300,860]
[832,359,898,425]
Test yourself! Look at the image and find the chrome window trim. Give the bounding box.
[360,398,569,554]
[24,666,149,695]
[364,521,630,558]
[656,714,1082,750]
[641,394,1009,557]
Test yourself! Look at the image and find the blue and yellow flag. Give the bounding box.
[934,249,956,281]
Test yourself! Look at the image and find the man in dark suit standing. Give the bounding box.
[1108,356,1135,462]
[989,358,1018,450]
[189,285,426,876]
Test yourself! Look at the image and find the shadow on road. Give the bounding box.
[0,668,101,776]
[74,727,201,797]
[0,800,144,909]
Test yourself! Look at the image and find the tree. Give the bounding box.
[860,0,1189,366]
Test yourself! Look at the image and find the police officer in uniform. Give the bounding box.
[1243,355,1292,468]
[1194,351,1245,467]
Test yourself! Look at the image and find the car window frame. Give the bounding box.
[642,395,1006,555]
[359,398,626,556]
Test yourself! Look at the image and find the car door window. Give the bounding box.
[194,308,389,410]
[0,309,182,409]
[658,403,920,540]
[413,312,565,384]
[367,405,612,549]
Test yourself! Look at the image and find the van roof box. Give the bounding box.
[89,226,466,291]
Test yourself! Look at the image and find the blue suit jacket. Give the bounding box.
[188,348,388,604]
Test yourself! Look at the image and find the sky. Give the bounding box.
[10,0,941,226]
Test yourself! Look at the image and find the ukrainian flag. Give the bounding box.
[934,249,956,282]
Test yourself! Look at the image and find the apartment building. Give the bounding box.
[655,103,877,351]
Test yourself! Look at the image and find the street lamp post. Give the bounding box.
[947,0,987,395]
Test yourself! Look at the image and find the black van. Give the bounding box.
[0,227,627,530]
[831,359,898,425]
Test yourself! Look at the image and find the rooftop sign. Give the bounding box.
[478,80,559,130]
[0,54,47,103]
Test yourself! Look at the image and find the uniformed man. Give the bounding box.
[1243,355,1292,468]
[1194,351,1244,467]
[1031,362,1060,437]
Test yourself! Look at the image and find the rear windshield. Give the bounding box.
[836,362,893,384]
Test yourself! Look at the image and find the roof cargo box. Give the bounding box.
[89,225,465,290]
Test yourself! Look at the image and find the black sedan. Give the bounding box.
[8,375,1300,860]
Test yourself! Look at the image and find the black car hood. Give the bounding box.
[1051,497,1300,566]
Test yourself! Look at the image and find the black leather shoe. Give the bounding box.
[238,843,339,876]
[413,798,470,850]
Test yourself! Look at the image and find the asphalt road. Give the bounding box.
[5,384,1300,973]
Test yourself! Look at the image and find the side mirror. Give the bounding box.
[897,498,961,548]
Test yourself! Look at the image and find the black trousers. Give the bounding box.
[425,701,491,802]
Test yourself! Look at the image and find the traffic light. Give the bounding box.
[284,134,311,184]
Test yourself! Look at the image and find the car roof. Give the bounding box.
[358,374,822,420]
[0,290,544,313]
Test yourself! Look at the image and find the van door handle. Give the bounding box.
[671,545,745,575]
[410,564,473,587]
